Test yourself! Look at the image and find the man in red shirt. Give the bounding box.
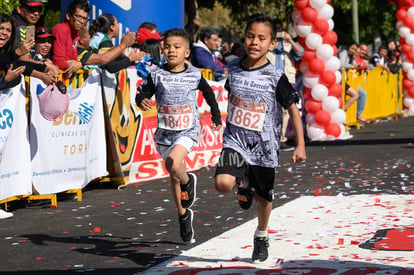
[52,0,90,74]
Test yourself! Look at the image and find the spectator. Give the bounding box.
[223,41,245,65]
[338,42,359,113]
[370,45,389,71]
[387,50,402,74]
[191,27,227,81]
[136,26,160,45]
[353,43,369,123]
[52,0,90,74]
[11,0,43,50]
[0,13,56,89]
[269,18,304,151]
[76,26,137,69]
[89,13,143,73]
[136,38,161,79]
[30,27,54,61]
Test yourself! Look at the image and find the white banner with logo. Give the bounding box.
[30,71,107,194]
[0,80,32,200]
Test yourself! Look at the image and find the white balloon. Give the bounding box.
[406,33,414,46]
[335,71,342,83]
[319,4,334,19]
[311,84,329,101]
[316,44,334,61]
[404,97,414,107]
[403,61,413,72]
[327,19,335,30]
[306,33,323,50]
[307,125,326,140]
[296,23,312,37]
[322,96,340,113]
[408,7,414,19]
[292,10,302,23]
[408,69,414,81]
[396,20,403,30]
[408,106,414,116]
[325,56,341,71]
[331,108,346,124]
[303,74,320,88]
[399,26,410,38]
[310,0,327,10]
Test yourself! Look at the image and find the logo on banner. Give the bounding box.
[359,228,414,251]
[110,0,131,10]
[75,102,95,124]
[109,69,142,168]
[0,109,13,129]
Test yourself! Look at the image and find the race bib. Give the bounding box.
[228,95,266,131]
[158,104,193,131]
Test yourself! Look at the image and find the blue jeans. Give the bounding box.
[357,86,367,117]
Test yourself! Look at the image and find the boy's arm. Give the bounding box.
[287,104,306,163]
[198,77,222,126]
[135,75,156,109]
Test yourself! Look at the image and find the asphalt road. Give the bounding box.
[1,116,413,274]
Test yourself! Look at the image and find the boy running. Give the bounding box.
[135,28,222,242]
[214,14,306,262]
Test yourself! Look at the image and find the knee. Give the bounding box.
[215,176,235,194]
[165,157,181,175]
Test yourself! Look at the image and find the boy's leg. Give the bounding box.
[215,148,247,194]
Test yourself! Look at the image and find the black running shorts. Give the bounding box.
[215,148,275,202]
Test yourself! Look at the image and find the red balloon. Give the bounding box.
[313,18,329,35]
[404,16,414,31]
[305,98,322,114]
[308,58,325,75]
[403,79,413,90]
[294,0,309,11]
[302,87,312,99]
[328,83,343,98]
[332,44,338,56]
[302,50,316,64]
[396,8,408,21]
[297,36,306,47]
[408,87,414,97]
[407,51,414,63]
[323,30,338,45]
[325,122,341,137]
[401,43,412,55]
[301,7,318,24]
[319,70,336,88]
[314,110,331,126]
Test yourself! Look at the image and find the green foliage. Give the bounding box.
[0,0,19,14]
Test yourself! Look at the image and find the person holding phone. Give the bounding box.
[11,0,44,50]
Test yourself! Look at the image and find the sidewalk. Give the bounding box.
[1,116,414,274]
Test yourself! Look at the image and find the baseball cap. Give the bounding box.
[35,27,56,40]
[21,0,44,6]
[136,28,160,44]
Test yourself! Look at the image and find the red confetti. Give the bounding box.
[315,188,322,196]
[337,238,344,245]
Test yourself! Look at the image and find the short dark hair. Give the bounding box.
[199,27,219,42]
[0,13,15,53]
[139,22,157,32]
[245,14,275,39]
[89,14,115,36]
[163,28,190,48]
[67,0,90,16]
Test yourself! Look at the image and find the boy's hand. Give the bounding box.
[292,146,306,163]
[139,98,153,111]
[211,123,222,131]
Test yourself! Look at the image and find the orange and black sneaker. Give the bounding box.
[180,173,197,209]
[237,187,253,210]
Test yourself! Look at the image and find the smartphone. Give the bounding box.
[276,32,284,38]
[26,26,35,40]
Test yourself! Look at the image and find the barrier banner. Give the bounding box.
[0,80,32,200]
[102,68,228,184]
[30,71,107,194]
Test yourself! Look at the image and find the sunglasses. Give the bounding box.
[22,4,43,14]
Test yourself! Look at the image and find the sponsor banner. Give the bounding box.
[30,71,107,194]
[0,80,32,200]
[102,69,228,184]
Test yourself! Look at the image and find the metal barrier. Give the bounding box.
[200,68,214,80]
[342,68,404,128]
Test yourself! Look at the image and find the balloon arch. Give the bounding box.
[293,0,414,140]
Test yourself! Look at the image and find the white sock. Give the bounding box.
[254,228,268,238]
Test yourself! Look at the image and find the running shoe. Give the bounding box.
[180,173,197,209]
[237,187,253,210]
[252,236,269,263]
[178,208,194,242]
